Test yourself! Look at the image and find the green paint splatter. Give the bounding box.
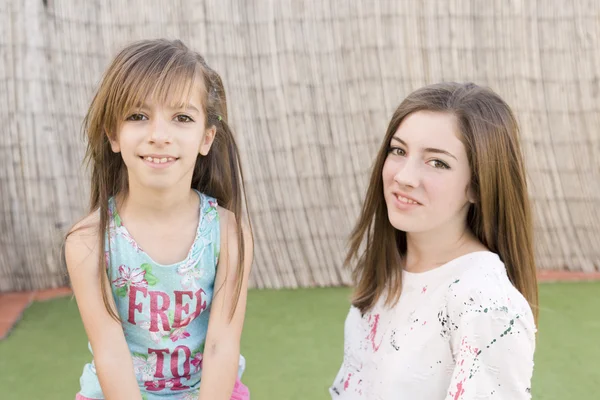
[500,319,514,337]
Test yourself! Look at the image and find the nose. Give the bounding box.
[393,158,420,188]
[149,116,172,145]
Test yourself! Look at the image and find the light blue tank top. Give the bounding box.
[78,191,245,399]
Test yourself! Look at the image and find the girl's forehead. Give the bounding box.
[393,111,468,159]
[396,112,460,142]
[126,78,206,111]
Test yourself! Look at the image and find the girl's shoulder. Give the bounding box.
[213,203,254,265]
[445,252,534,322]
[215,205,252,244]
[64,210,103,281]
[66,210,101,249]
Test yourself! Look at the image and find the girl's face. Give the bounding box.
[109,82,215,192]
[382,110,475,236]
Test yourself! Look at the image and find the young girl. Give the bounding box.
[65,39,253,400]
[330,83,538,399]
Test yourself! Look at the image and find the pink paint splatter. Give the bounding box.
[454,380,465,400]
[366,314,382,352]
[422,286,428,294]
[344,372,352,390]
[459,336,480,356]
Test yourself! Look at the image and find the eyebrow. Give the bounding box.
[133,103,201,114]
[177,103,200,113]
[391,136,458,161]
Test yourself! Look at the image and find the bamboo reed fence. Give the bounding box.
[1,0,598,292]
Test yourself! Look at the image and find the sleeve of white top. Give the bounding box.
[444,299,536,399]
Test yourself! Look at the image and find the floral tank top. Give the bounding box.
[78,190,245,399]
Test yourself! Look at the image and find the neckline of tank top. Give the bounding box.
[109,189,209,268]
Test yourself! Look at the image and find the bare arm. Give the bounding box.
[66,215,143,400]
[198,208,253,400]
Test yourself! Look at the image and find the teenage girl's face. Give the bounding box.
[381,110,475,236]
[109,82,215,192]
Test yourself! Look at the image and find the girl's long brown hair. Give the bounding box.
[347,82,538,323]
[71,39,251,321]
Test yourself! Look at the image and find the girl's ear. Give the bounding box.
[107,131,120,153]
[199,126,216,155]
[467,184,477,204]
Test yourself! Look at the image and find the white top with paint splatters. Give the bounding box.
[330,251,536,400]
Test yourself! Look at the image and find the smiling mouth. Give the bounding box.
[140,156,177,164]
[394,193,421,205]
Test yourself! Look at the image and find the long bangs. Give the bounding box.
[104,47,203,132]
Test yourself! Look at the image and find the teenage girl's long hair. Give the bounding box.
[347,82,538,323]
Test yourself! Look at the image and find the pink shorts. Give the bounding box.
[76,378,250,400]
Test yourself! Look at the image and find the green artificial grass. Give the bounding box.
[0,283,598,399]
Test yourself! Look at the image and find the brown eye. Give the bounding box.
[388,147,406,156]
[126,113,147,121]
[429,160,450,169]
[175,115,193,123]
